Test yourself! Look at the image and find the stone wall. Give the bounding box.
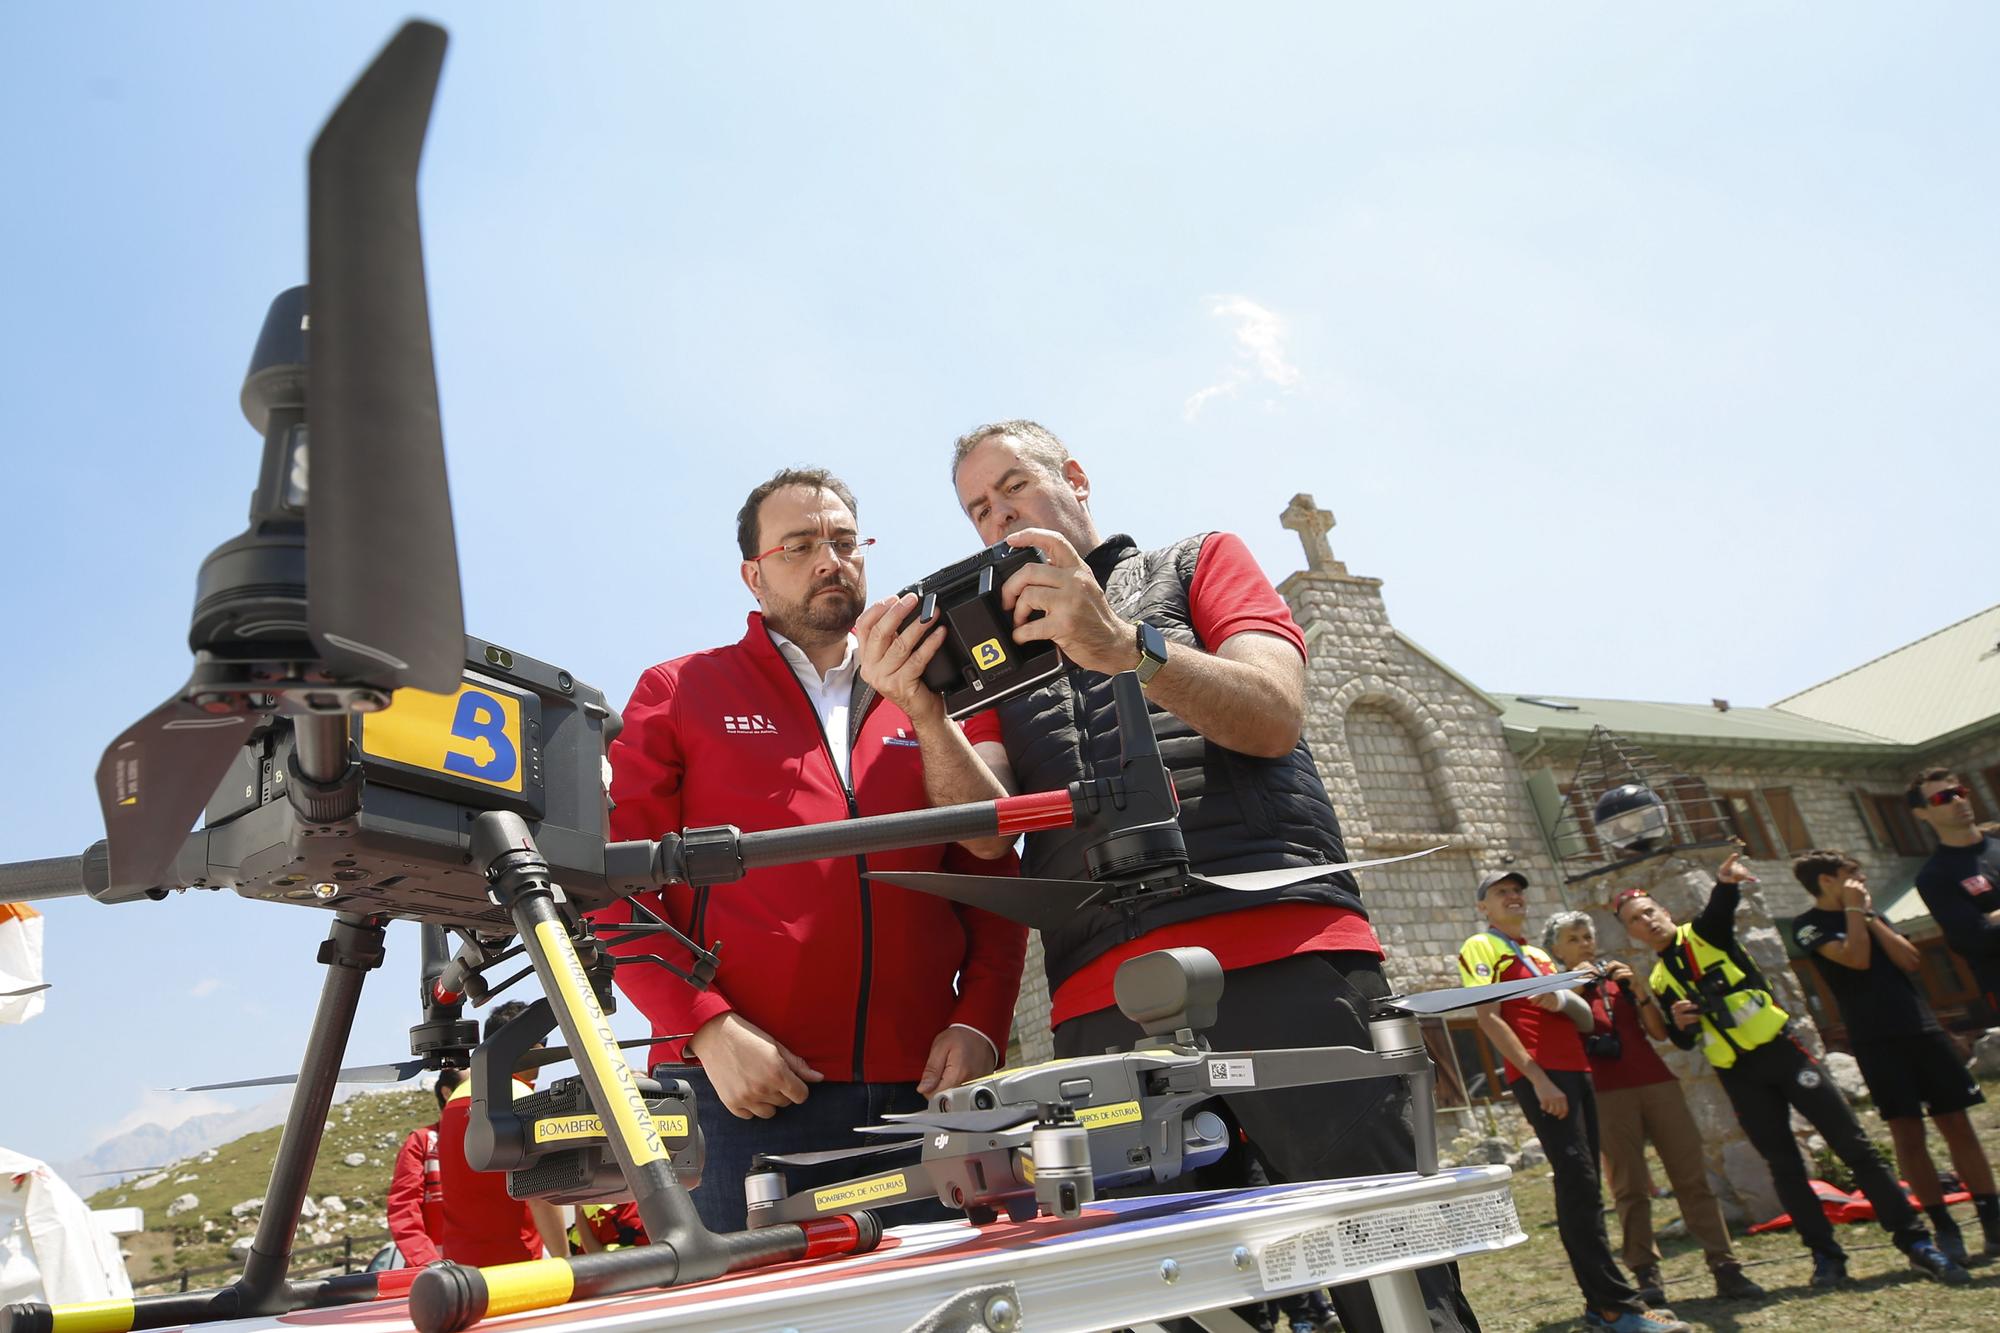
[1008,932,1054,1066]
[1280,567,1567,994]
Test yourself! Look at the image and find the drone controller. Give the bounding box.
[897,541,1068,719]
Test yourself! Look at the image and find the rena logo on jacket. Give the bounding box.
[723,714,778,734]
[883,728,920,749]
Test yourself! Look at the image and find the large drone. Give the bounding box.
[0,21,1571,1333]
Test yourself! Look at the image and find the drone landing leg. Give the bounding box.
[0,914,389,1333]
[1364,1270,1429,1333]
[1366,1013,1440,1177]
[405,813,880,1333]
[236,912,387,1309]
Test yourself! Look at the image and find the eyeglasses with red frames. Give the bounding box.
[752,535,877,565]
[1925,784,1973,807]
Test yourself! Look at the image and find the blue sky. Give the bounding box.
[1,4,1994,1165]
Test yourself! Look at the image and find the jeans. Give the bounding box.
[664,1069,949,1234]
[1510,1068,1643,1314]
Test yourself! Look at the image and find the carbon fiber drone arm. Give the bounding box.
[601,789,1077,892]
[1195,1044,1433,1097]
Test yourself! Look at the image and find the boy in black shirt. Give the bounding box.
[1792,850,1995,1262]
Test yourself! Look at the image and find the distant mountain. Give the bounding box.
[78,1088,436,1285]
[53,1097,295,1191]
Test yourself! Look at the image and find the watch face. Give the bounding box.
[1138,621,1168,661]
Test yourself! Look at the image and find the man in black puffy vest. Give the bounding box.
[904,419,1481,1333]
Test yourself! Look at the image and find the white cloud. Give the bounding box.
[190,978,222,998]
[1183,296,1303,421]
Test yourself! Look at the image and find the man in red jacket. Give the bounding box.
[598,467,1026,1233]
[385,1067,464,1266]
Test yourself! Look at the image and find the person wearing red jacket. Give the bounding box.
[435,1002,571,1265]
[385,1067,464,1266]
[597,467,1026,1233]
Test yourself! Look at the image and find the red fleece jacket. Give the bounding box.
[594,613,1027,1083]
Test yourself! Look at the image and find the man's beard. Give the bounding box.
[765,575,863,642]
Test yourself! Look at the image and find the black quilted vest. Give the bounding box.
[994,533,1365,995]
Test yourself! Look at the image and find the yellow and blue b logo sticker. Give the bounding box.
[971,638,1007,672]
[363,682,525,792]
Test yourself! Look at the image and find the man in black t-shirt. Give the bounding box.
[1792,850,1995,1262]
[1908,768,2000,1258]
[1910,768,2000,1015]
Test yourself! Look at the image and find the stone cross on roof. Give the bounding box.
[1280,493,1346,575]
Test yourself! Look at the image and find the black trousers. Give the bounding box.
[1509,1067,1643,1314]
[1054,951,1481,1333]
[1716,1027,1926,1258]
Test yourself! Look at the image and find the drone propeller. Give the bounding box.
[753,1139,922,1171]
[94,699,254,897]
[170,1059,428,1093]
[2,983,52,999]
[1191,848,1447,893]
[859,871,1109,934]
[78,1165,172,1179]
[861,1105,1037,1137]
[165,1036,666,1092]
[520,1036,680,1072]
[305,20,462,691]
[91,21,462,898]
[1377,968,1588,1017]
[866,846,1446,934]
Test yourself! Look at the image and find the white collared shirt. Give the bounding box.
[768,627,998,1070]
[770,630,860,787]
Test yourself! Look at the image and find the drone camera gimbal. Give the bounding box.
[465,997,705,1206]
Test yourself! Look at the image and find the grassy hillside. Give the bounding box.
[85,1088,436,1281]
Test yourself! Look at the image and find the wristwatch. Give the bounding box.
[1133,620,1169,687]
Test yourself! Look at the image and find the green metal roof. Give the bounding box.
[1496,692,1898,755]
[1773,603,2000,745]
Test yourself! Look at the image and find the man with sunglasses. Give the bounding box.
[1911,770,2000,1017]
[1910,768,2000,1256]
[596,467,1026,1232]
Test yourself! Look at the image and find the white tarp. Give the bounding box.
[0,904,46,1025]
[0,1149,133,1305]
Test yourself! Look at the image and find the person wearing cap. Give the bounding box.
[1613,855,1969,1289]
[1542,910,1764,1303]
[1459,871,1682,1333]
